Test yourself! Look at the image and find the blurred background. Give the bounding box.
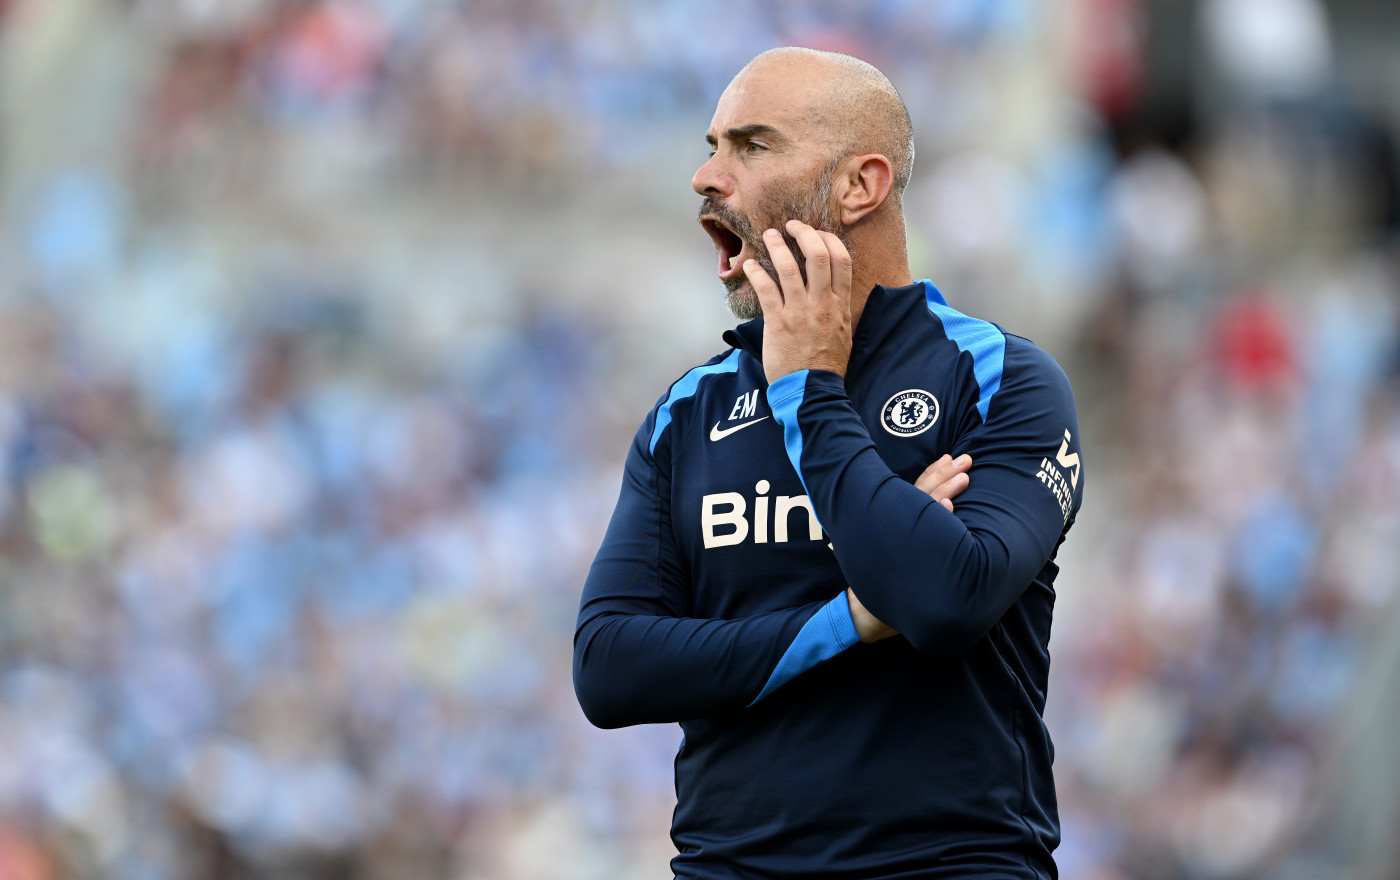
[1,0,1398,878]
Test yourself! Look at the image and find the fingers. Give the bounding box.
[786,221,831,297]
[782,222,852,307]
[742,258,783,314]
[781,222,852,306]
[763,228,806,301]
[817,230,852,301]
[750,219,855,382]
[753,221,853,308]
[915,454,972,510]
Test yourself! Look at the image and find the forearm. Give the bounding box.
[768,370,1054,654]
[822,452,1038,652]
[573,596,855,728]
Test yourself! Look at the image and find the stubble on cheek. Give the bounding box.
[717,164,845,320]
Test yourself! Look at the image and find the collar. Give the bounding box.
[721,279,944,378]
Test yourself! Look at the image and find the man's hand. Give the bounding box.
[742,220,853,384]
[847,454,973,642]
[915,454,972,514]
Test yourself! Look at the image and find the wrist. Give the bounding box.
[846,588,896,643]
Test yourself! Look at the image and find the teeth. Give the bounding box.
[729,255,740,270]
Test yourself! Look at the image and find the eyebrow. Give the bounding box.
[705,123,788,148]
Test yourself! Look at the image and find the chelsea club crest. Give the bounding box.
[881,389,939,437]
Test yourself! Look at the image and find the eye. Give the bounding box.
[745,142,765,153]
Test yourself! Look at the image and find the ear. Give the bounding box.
[834,154,894,225]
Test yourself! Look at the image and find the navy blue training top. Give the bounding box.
[574,280,1084,879]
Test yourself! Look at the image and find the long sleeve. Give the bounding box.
[573,396,859,729]
[766,341,1083,656]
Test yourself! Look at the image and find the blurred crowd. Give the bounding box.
[2,0,1399,878]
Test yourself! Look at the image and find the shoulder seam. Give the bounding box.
[920,281,1007,423]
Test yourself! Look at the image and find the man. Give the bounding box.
[573,47,1083,879]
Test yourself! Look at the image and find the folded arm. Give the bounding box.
[768,355,1082,656]
[573,414,973,727]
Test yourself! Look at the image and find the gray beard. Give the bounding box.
[721,171,853,320]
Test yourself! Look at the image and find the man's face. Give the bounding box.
[692,66,850,320]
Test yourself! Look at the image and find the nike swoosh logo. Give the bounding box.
[709,417,769,441]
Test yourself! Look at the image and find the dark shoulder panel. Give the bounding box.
[989,334,1078,427]
[646,348,742,461]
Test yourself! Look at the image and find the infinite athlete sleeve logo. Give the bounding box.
[1036,430,1080,522]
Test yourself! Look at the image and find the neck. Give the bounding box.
[847,217,911,330]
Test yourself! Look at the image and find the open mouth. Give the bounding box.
[700,215,750,281]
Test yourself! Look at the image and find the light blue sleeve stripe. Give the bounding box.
[765,369,813,500]
[922,279,1006,422]
[649,349,741,455]
[749,593,860,705]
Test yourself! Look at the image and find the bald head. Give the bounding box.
[736,48,915,202]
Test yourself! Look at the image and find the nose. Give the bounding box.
[692,154,729,199]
